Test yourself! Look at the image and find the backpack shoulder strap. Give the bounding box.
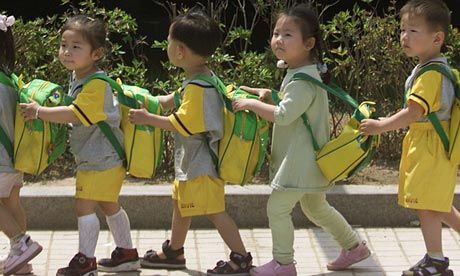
[291,72,361,152]
[0,125,13,160]
[413,62,458,152]
[191,74,234,111]
[83,73,125,162]
[0,71,16,160]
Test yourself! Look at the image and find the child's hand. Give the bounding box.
[128,107,150,125]
[232,98,257,112]
[239,86,271,102]
[360,119,383,135]
[19,99,40,121]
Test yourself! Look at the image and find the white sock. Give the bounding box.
[428,251,445,261]
[78,213,100,257]
[106,208,133,249]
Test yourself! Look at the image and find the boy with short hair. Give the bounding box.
[360,0,460,275]
[128,10,253,275]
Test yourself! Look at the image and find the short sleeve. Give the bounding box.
[274,80,315,126]
[69,79,108,126]
[407,71,442,115]
[168,84,206,136]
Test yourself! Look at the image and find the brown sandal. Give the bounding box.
[207,251,253,275]
[140,239,186,269]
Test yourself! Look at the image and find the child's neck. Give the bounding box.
[287,57,314,70]
[183,63,210,79]
[418,51,442,65]
[75,65,98,80]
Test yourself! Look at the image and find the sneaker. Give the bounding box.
[327,240,371,271]
[3,234,43,276]
[141,240,186,269]
[402,254,454,276]
[97,247,140,272]
[56,253,97,276]
[0,259,32,275]
[250,259,296,276]
[207,251,253,276]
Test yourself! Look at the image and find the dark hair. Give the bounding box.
[0,27,15,74]
[60,15,107,51]
[279,4,331,83]
[170,10,221,57]
[400,0,451,51]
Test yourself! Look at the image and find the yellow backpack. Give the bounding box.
[14,78,68,175]
[413,63,460,164]
[82,74,164,178]
[188,74,269,185]
[285,72,380,183]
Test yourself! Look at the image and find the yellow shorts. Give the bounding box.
[76,166,125,203]
[172,175,225,217]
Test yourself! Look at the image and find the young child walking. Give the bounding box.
[232,4,370,275]
[19,15,140,276]
[0,14,43,276]
[128,10,253,276]
[360,0,460,275]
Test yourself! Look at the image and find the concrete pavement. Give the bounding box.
[1,227,459,276]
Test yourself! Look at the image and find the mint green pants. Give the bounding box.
[268,189,359,264]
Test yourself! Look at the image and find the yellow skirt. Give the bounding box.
[398,121,457,212]
[172,175,225,217]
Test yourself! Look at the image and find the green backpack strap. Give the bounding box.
[0,71,17,160]
[290,72,361,152]
[83,74,126,162]
[412,63,458,152]
[0,125,13,160]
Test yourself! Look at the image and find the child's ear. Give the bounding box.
[176,43,185,60]
[433,31,445,48]
[92,47,105,61]
[304,37,316,51]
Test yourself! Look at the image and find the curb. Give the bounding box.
[21,184,460,229]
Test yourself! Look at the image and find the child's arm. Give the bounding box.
[233,99,275,122]
[19,101,79,123]
[157,93,176,111]
[360,100,424,135]
[128,107,176,131]
[239,86,273,104]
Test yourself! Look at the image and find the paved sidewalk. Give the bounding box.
[1,228,459,276]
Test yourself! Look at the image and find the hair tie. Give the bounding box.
[0,15,15,32]
[277,60,288,69]
[317,63,328,74]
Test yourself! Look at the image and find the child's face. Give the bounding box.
[400,13,443,63]
[167,33,182,67]
[271,15,314,68]
[59,29,102,77]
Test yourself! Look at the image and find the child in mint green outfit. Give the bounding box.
[233,4,370,275]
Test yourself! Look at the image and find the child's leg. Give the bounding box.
[300,193,359,249]
[0,201,23,239]
[299,193,370,271]
[99,201,133,249]
[75,198,100,258]
[418,209,443,255]
[98,201,140,272]
[1,185,26,230]
[155,200,191,260]
[141,200,190,269]
[266,189,304,265]
[439,206,460,232]
[207,211,246,256]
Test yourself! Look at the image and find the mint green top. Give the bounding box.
[270,64,333,192]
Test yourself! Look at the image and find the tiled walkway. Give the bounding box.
[1,228,459,276]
